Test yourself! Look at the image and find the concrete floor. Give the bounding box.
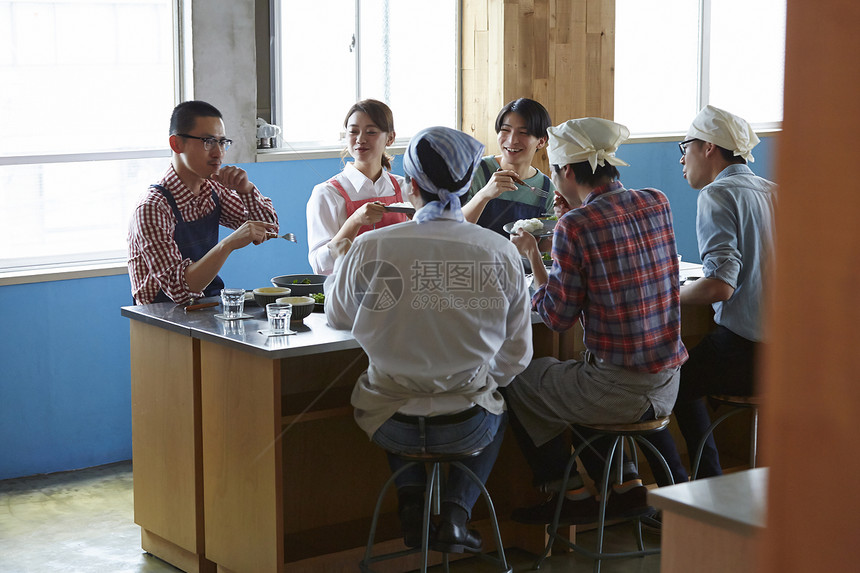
[0,461,661,573]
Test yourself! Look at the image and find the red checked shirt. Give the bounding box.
[533,181,688,373]
[127,165,278,305]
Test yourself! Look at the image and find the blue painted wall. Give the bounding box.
[622,135,777,265]
[0,138,774,480]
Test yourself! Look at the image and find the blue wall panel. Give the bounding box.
[621,135,776,264]
[0,140,774,479]
[0,275,133,479]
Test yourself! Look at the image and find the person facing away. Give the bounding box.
[649,105,777,484]
[325,127,533,554]
[127,100,278,305]
[461,98,556,236]
[306,99,409,275]
[505,117,688,525]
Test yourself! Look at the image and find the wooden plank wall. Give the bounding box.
[461,0,615,173]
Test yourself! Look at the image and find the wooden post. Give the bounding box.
[461,0,615,174]
[757,0,860,570]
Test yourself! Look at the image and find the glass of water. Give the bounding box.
[220,288,246,319]
[266,303,292,335]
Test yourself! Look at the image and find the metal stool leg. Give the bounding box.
[749,407,759,468]
[533,433,605,570]
[624,436,647,553]
[592,436,623,573]
[691,406,748,479]
[420,463,440,573]
[451,461,513,572]
[361,462,423,572]
[534,428,672,572]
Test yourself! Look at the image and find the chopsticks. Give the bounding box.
[496,168,550,199]
[185,301,219,312]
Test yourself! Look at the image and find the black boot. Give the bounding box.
[431,502,482,553]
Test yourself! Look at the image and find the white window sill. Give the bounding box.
[255,143,407,162]
[625,127,781,144]
[0,261,128,286]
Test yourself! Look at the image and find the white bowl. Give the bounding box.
[275,296,315,322]
[252,286,291,307]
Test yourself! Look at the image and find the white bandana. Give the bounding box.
[546,118,630,173]
[686,105,760,162]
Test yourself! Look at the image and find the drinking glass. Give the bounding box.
[220,288,246,319]
[266,303,292,334]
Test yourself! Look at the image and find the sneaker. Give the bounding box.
[511,493,599,525]
[604,485,655,520]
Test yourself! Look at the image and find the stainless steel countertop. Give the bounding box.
[122,299,546,360]
[121,299,362,359]
[121,264,700,360]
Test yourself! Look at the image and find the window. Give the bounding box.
[614,0,786,136]
[0,0,180,273]
[271,0,458,148]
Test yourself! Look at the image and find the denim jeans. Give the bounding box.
[372,408,506,517]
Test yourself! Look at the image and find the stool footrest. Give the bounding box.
[547,534,661,561]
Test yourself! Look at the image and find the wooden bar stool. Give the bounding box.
[534,417,675,573]
[691,394,761,479]
[360,447,512,573]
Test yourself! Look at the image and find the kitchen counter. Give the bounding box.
[649,468,767,573]
[122,268,714,573]
[122,301,560,573]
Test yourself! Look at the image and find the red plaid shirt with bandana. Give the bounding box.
[533,180,687,373]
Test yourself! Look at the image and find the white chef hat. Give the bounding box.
[546,117,630,173]
[686,105,760,163]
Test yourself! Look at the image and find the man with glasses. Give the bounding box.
[654,105,777,482]
[128,100,278,304]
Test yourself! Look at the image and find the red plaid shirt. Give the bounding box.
[533,181,687,373]
[127,165,278,304]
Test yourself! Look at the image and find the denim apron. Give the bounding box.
[150,184,225,303]
[475,161,552,237]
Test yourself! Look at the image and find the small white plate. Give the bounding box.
[503,219,556,237]
[214,313,253,320]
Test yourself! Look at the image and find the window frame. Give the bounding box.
[265,0,461,154]
[615,0,784,137]
[0,0,189,282]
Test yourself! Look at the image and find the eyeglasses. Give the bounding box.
[679,138,698,157]
[176,134,232,151]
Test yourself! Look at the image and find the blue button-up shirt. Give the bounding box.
[697,164,777,341]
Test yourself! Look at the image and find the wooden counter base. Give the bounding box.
[125,302,715,573]
[142,529,215,573]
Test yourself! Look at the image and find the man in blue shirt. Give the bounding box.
[662,105,777,481]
